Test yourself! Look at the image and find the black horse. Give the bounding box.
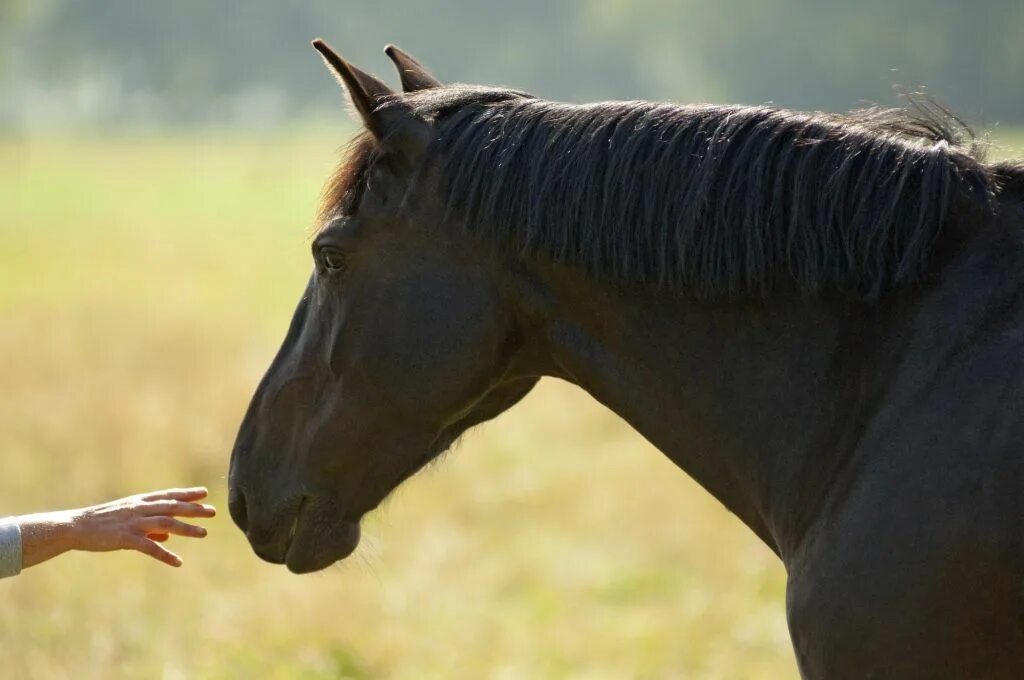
[229,39,1024,678]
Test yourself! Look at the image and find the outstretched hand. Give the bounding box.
[18,487,216,570]
[70,487,216,566]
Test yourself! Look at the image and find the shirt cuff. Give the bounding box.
[0,518,23,579]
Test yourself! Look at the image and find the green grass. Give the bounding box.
[1,128,1021,680]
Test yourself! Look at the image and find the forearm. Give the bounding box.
[0,511,78,578]
[15,511,77,569]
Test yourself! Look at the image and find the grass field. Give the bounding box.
[1,127,1022,680]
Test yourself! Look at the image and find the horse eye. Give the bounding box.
[319,248,346,273]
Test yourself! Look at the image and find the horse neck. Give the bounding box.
[522,265,922,562]
[486,183,1022,567]
[520,199,1024,564]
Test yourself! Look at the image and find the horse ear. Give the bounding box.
[384,44,442,92]
[312,39,430,156]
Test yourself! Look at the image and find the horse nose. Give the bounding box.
[228,486,249,533]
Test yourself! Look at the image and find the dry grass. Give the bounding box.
[1,128,1021,679]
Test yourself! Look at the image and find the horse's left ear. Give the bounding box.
[384,44,442,92]
[312,39,431,157]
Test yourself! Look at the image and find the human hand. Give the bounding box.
[18,487,216,569]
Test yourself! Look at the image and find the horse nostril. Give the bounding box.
[228,487,249,532]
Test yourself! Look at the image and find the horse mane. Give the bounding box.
[326,86,1009,299]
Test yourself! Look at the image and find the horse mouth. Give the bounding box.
[286,496,305,545]
[284,511,361,575]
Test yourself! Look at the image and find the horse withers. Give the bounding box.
[228,39,1024,678]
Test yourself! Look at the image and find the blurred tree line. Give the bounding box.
[1,0,1021,129]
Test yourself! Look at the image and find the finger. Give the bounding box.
[138,516,208,539]
[139,500,216,518]
[128,536,183,567]
[148,533,170,542]
[139,487,209,503]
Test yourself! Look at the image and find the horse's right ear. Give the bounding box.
[384,44,442,92]
[312,39,431,157]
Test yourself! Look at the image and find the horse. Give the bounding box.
[228,38,1024,678]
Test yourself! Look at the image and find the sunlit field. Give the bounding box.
[1,128,1021,680]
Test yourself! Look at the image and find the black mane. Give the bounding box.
[391,88,1006,298]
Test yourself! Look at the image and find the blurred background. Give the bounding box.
[1,2,1021,678]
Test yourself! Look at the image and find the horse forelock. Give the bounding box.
[316,133,380,227]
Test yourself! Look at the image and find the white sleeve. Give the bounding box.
[0,518,23,579]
